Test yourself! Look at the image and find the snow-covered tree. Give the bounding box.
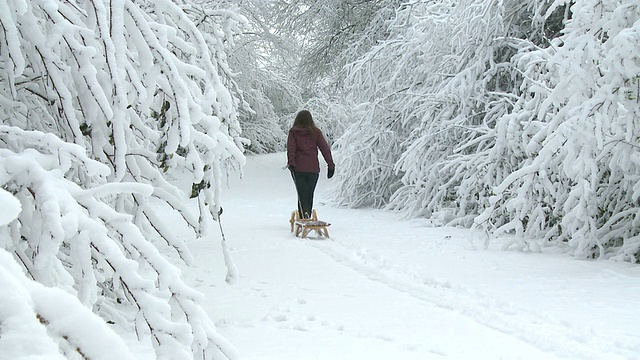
[385,0,552,219]
[329,0,547,209]
[270,0,399,84]
[328,0,640,262]
[0,188,137,359]
[474,0,640,261]
[238,0,400,150]
[222,0,302,153]
[0,0,244,357]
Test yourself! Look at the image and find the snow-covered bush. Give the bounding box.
[204,0,305,154]
[0,189,136,359]
[328,102,405,208]
[0,248,137,360]
[385,0,549,221]
[330,0,544,210]
[475,0,640,261]
[0,0,244,357]
[330,0,640,262]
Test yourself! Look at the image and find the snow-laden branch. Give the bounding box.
[329,0,640,261]
[1,0,246,358]
[0,126,237,358]
[474,0,640,260]
[0,248,135,360]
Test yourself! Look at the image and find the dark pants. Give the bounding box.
[291,171,319,219]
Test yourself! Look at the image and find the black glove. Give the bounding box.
[327,167,335,179]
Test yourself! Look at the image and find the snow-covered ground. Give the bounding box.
[181,153,640,360]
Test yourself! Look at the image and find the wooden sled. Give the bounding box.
[290,209,331,239]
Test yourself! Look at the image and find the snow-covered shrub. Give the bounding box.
[385,0,551,222]
[329,0,543,210]
[237,93,289,154]
[328,102,404,208]
[195,1,298,154]
[0,248,137,360]
[328,0,640,262]
[0,189,136,359]
[201,6,283,155]
[475,0,640,261]
[0,0,244,358]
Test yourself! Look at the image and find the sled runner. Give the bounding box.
[290,209,331,238]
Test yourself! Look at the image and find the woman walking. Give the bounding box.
[287,110,335,219]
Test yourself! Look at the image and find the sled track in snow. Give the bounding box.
[304,238,640,360]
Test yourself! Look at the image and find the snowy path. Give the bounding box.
[181,153,640,360]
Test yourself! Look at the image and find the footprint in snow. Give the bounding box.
[273,314,288,322]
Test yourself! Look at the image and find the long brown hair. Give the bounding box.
[293,110,320,139]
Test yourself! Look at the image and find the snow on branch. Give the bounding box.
[330,0,531,212]
[0,126,236,358]
[0,249,135,360]
[474,0,640,261]
[329,0,640,262]
[1,0,245,358]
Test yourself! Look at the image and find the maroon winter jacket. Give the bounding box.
[287,125,335,173]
